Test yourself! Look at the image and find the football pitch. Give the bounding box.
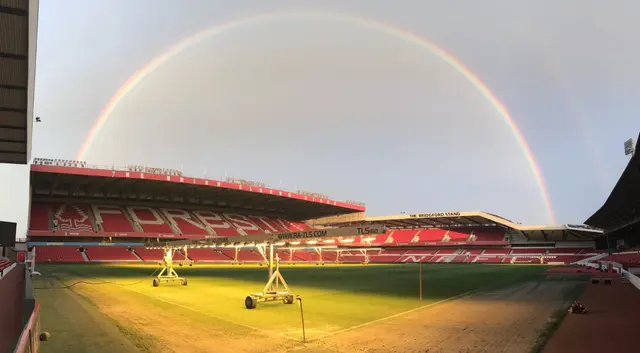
[33,263,578,353]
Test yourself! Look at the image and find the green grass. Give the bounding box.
[33,263,550,352]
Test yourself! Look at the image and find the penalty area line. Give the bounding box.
[326,289,479,337]
[121,286,293,340]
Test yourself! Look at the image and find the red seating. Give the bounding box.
[547,248,590,254]
[289,221,312,230]
[29,203,314,238]
[601,252,640,267]
[84,247,138,261]
[161,208,210,235]
[434,248,458,255]
[93,205,136,232]
[510,248,546,255]
[368,255,400,263]
[0,259,13,272]
[450,255,468,263]
[29,203,50,231]
[173,249,190,262]
[462,249,484,255]
[387,230,419,243]
[416,229,447,242]
[236,249,265,262]
[474,256,504,264]
[341,253,366,263]
[35,247,85,263]
[248,216,289,233]
[483,248,510,254]
[544,255,583,264]
[511,257,540,264]
[472,231,505,242]
[133,248,163,262]
[186,249,233,262]
[52,204,95,232]
[320,251,337,261]
[446,230,471,241]
[127,207,174,233]
[293,251,319,262]
[404,249,439,255]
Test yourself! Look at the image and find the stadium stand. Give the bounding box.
[544,135,640,353]
[30,203,314,238]
[83,247,139,262]
[34,247,85,263]
[26,162,602,270]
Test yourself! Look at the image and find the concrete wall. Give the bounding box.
[0,265,26,353]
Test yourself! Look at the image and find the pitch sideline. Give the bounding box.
[120,286,294,340]
[324,288,480,337]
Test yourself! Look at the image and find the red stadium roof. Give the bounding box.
[30,162,365,220]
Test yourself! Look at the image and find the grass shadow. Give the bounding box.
[529,280,588,353]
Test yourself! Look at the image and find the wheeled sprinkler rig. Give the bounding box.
[245,252,295,309]
[152,246,191,287]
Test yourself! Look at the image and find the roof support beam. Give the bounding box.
[0,52,28,60]
[0,6,29,16]
[0,123,26,129]
[0,84,27,91]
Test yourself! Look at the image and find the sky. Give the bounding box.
[5,0,638,237]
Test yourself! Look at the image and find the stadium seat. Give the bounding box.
[483,248,510,255]
[127,207,174,233]
[186,249,233,262]
[132,248,164,262]
[386,230,419,244]
[84,247,139,261]
[544,255,584,264]
[35,247,85,263]
[601,252,640,267]
[161,208,210,235]
[92,205,137,232]
[415,229,447,242]
[444,230,471,242]
[0,259,13,273]
[52,204,95,232]
[471,231,506,242]
[29,203,316,238]
[236,249,265,262]
[29,203,51,231]
[473,256,504,264]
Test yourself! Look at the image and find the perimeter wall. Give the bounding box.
[0,265,25,353]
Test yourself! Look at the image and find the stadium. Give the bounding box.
[2,2,640,353]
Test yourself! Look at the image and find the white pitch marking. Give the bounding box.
[121,286,295,340]
[279,329,331,339]
[325,289,479,337]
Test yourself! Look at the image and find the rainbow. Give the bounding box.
[76,11,556,223]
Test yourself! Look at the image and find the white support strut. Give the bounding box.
[152,247,188,287]
[148,225,387,249]
[244,252,296,309]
